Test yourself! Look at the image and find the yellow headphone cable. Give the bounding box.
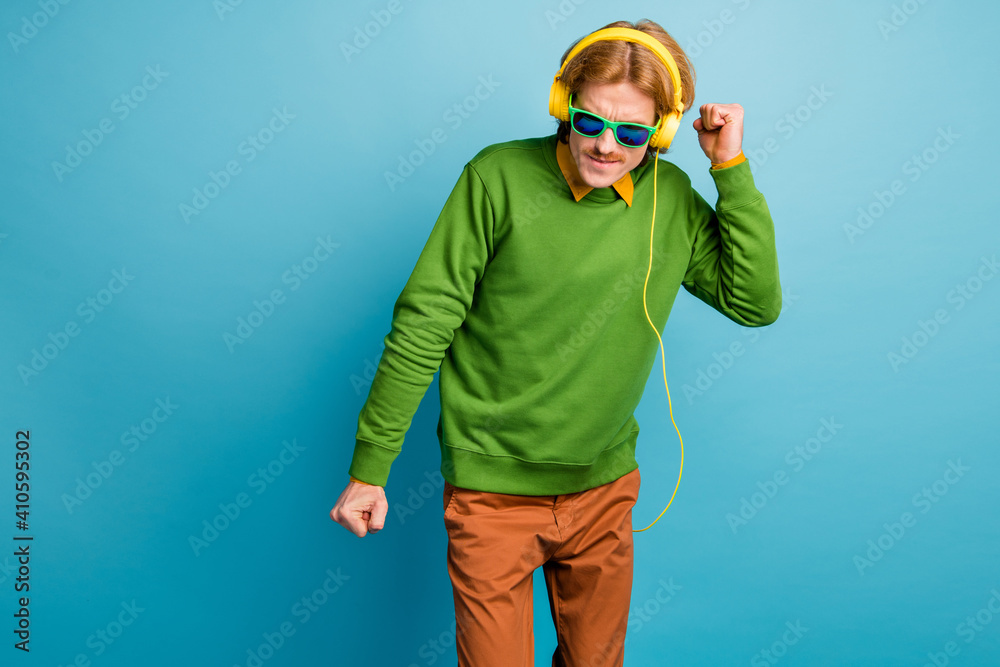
[634,147,684,533]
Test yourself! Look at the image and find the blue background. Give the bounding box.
[1,1,998,665]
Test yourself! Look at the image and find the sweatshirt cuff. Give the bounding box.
[708,156,762,209]
[347,439,398,487]
[349,475,377,486]
[711,150,747,170]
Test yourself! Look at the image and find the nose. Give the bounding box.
[594,127,617,154]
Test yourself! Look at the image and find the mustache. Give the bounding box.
[584,148,625,163]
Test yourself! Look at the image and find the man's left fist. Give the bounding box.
[692,103,744,164]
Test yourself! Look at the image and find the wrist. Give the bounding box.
[349,475,377,486]
[711,150,746,170]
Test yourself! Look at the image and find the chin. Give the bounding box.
[581,168,626,189]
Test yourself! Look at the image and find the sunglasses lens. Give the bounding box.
[572,111,605,137]
[616,125,651,147]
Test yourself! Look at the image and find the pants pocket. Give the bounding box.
[443,481,458,516]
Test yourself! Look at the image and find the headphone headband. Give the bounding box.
[554,27,684,115]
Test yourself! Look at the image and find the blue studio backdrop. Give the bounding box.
[1,1,998,665]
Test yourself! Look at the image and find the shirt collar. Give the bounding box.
[555,139,634,207]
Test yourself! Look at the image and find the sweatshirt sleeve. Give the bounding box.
[681,159,782,327]
[348,163,495,486]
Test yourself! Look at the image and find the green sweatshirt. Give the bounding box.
[349,134,781,495]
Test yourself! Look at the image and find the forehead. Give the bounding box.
[575,80,656,124]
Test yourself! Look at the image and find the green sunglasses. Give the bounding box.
[567,95,661,148]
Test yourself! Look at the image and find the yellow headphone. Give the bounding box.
[548,27,685,150]
[550,27,687,532]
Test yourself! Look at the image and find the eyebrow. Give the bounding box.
[577,104,655,126]
[572,96,655,125]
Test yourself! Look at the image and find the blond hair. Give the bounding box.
[555,19,696,158]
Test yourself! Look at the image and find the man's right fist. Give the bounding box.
[330,480,388,537]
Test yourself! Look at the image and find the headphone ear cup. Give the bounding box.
[549,79,572,121]
[649,111,682,150]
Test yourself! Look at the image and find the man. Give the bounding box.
[331,18,781,667]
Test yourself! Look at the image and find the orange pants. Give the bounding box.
[442,468,641,667]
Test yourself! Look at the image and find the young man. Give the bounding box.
[331,19,781,666]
